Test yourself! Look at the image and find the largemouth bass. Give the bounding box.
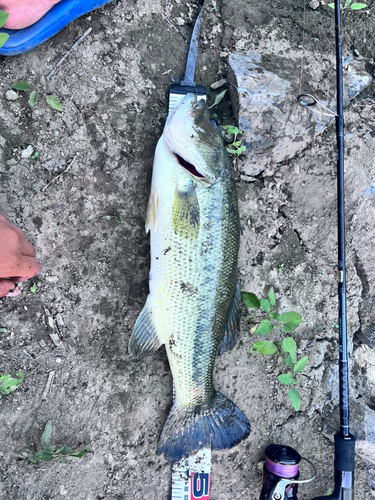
[129,93,250,462]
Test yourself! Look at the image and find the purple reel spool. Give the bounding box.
[259,445,301,500]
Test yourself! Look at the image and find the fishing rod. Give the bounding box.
[260,0,355,498]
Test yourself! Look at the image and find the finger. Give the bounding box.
[6,285,21,297]
[0,279,18,298]
[0,214,27,239]
[20,239,37,258]
[11,256,40,281]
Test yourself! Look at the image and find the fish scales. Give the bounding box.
[129,94,250,462]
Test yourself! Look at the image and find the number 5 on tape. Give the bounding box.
[171,448,211,500]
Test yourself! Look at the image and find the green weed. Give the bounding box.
[0,11,9,48]
[10,81,63,112]
[328,0,367,9]
[242,287,307,411]
[222,125,246,156]
[11,421,90,464]
[0,372,24,401]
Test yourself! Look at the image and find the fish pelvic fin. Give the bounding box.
[172,181,200,240]
[145,189,158,234]
[217,282,241,356]
[157,391,251,462]
[128,300,161,359]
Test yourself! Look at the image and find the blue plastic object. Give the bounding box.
[0,0,113,56]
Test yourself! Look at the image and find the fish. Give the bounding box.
[129,93,250,462]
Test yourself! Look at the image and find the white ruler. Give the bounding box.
[171,447,212,500]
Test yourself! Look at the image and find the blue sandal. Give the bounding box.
[0,0,113,56]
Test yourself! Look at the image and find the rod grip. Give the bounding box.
[334,433,355,472]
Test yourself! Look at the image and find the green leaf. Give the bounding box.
[282,337,297,362]
[208,89,227,109]
[288,387,301,411]
[269,312,278,320]
[324,488,333,496]
[294,356,308,373]
[60,457,67,464]
[0,372,24,396]
[27,454,39,463]
[29,90,37,107]
[30,284,37,293]
[41,421,52,450]
[250,340,278,356]
[223,125,242,135]
[0,328,7,333]
[260,299,271,313]
[254,319,273,336]
[10,445,34,461]
[268,288,276,307]
[344,0,352,5]
[291,378,299,384]
[70,444,90,458]
[285,355,293,368]
[350,2,367,8]
[0,32,9,48]
[278,312,302,333]
[277,373,292,386]
[33,449,53,462]
[226,148,239,155]
[11,80,30,91]
[45,95,63,112]
[0,10,9,28]
[241,292,260,309]
[234,145,246,156]
[56,446,72,456]
[328,2,335,7]
[273,340,281,349]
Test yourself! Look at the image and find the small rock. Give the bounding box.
[5,90,18,101]
[21,145,34,159]
[55,313,64,327]
[353,49,360,57]
[56,357,62,364]
[210,78,227,90]
[45,275,59,283]
[309,0,320,9]
[59,485,67,496]
[39,339,46,348]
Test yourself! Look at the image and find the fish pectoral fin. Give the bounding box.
[172,182,200,240]
[217,282,241,356]
[145,189,159,234]
[128,301,162,359]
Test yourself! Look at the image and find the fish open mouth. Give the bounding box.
[175,153,205,178]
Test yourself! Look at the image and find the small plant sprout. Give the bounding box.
[0,372,24,401]
[208,89,227,109]
[0,11,9,48]
[222,125,246,156]
[278,263,285,272]
[328,0,367,9]
[11,421,90,464]
[9,80,63,112]
[242,287,308,411]
[29,282,38,293]
[31,151,39,160]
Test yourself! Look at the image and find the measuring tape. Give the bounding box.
[171,447,212,500]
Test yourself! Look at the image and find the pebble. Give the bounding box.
[5,89,18,101]
[210,78,227,90]
[45,275,59,283]
[21,145,34,159]
[55,313,64,327]
[56,358,62,364]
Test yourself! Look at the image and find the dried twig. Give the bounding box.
[42,371,55,400]
[42,155,77,192]
[46,27,92,80]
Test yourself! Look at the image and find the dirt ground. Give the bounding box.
[0,0,375,498]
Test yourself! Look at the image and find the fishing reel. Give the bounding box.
[259,445,316,500]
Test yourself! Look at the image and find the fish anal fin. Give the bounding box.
[128,301,161,359]
[145,190,158,234]
[172,182,200,240]
[217,282,241,355]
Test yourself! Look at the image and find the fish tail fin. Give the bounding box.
[157,391,251,462]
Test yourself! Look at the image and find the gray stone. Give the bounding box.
[228,50,372,177]
[21,145,34,159]
[5,90,18,101]
[45,275,59,283]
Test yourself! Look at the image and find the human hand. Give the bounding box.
[0,214,40,298]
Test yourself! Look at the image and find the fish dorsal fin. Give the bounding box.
[217,282,241,356]
[172,181,200,240]
[128,300,162,359]
[145,189,159,234]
